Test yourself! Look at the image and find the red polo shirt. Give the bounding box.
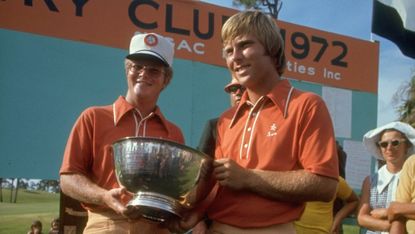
[207,79,339,227]
[60,96,184,211]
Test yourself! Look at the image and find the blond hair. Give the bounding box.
[221,11,286,76]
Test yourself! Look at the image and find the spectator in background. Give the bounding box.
[27,220,42,234]
[197,75,245,158]
[48,218,59,234]
[224,76,245,108]
[336,141,347,178]
[295,176,359,233]
[295,140,357,234]
[333,141,349,232]
[357,121,415,233]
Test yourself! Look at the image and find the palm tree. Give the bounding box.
[393,69,415,127]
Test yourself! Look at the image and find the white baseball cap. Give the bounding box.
[126,32,174,67]
[363,121,415,160]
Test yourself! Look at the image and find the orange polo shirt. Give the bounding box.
[207,79,339,228]
[60,96,184,211]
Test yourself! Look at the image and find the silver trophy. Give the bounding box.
[112,137,213,222]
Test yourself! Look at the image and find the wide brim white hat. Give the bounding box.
[363,121,415,160]
[126,32,174,67]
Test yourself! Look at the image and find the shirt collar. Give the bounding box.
[229,79,293,128]
[112,96,169,130]
[377,164,401,194]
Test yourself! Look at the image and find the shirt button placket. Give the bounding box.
[242,111,255,159]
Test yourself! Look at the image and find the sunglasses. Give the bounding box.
[128,64,164,76]
[225,84,245,94]
[377,139,407,149]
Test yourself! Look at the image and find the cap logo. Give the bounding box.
[144,34,158,47]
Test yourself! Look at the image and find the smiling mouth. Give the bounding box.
[234,64,249,72]
[136,79,152,85]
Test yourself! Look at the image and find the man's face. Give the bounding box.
[51,221,59,230]
[125,59,167,100]
[32,225,42,234]
[225,82,245,107]
[223,34,276,90]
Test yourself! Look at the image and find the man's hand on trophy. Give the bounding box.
[101,187,138,219]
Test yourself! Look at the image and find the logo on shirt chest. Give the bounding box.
[267,123,278,137]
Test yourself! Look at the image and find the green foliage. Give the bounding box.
[233,0,259,9]
[0,189,59,234]
[232,0,282,18]
[393,69,415,127]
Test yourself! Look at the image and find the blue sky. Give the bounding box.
[203,0,415,127]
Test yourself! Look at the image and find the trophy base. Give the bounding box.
[127,191,185,223]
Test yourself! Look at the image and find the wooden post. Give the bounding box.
[9,178,14,203]
[13,178,19,203]
[0,178,3,202]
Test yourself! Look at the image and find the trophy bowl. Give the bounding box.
[112,137,213,222]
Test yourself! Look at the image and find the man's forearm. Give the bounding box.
[245,169,337,202]
[390,220,406,234]
[60,173,107,205]
[389,202,415,221]
[398,203,415,219]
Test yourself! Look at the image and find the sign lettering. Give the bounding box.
[0,0,379,93]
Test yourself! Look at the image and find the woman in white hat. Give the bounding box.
[357,121,415,233]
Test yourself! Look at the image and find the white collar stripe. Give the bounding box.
[133,109,154,137]
[113,104,117,126]
[284,86,294,118]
